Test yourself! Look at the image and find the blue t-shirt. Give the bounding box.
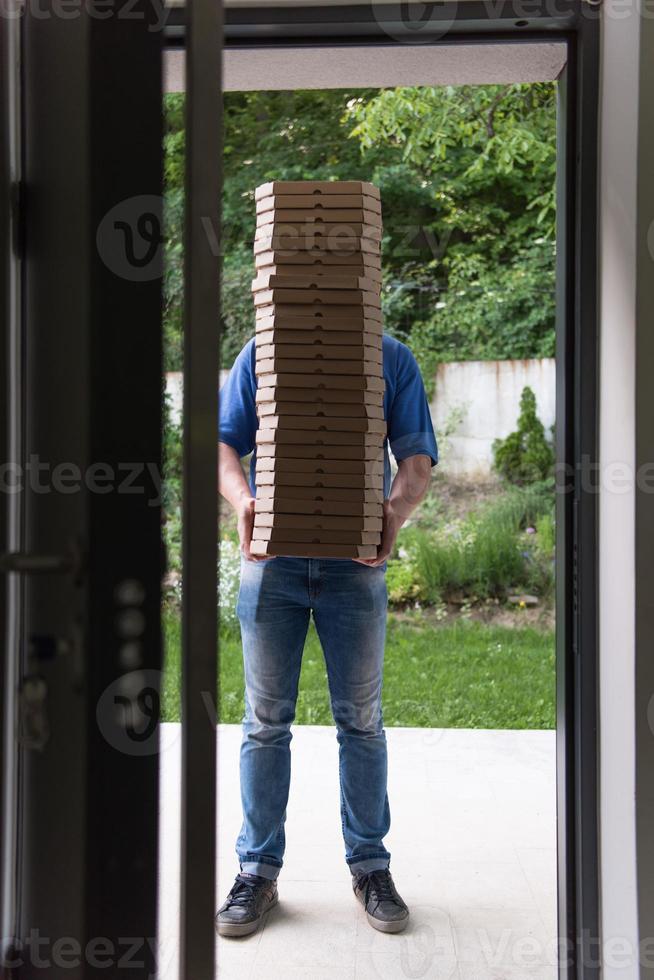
[219,334,438,497]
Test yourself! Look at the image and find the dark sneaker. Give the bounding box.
[352,868,410,933]
[215,872,279,937]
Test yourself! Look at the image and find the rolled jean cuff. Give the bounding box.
[347,856,390,875]
[240,860,281,881]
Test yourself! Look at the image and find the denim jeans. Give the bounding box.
[235,555,391,881]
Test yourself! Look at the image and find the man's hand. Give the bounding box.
[353,499,404,567]
[236,495,272,562]
[219,443,275,562]
[353,454,433,567]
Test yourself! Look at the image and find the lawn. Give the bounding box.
[162,608,555,730]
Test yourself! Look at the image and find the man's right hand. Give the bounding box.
[236,495,271,562]
[218,444,274,562]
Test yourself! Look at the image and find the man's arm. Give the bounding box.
[219,442,268,562]
[354,453,432,567]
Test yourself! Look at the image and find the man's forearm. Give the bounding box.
[218,442,252,510]
[386,454,433,529]
[354,453,433,566]
[219,442,270,562]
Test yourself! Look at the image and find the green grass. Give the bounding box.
[162,609,554,730]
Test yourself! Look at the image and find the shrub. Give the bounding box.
[409,484,555,604]
[413,511,525,603]
[485,482,553,534]
[492,386,554,485]
[218,535,242,635]
[386,557,423,605]
[534,510,555,558]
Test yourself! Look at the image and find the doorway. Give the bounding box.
[161,6,599,977]
[0,3,600,978]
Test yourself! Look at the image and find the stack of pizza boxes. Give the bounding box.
[250,179,385,559]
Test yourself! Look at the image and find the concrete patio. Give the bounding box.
[158,723,557,980]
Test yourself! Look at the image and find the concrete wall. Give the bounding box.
[430,357,555,477]
[165,369,229,427]
[168,359,555,479]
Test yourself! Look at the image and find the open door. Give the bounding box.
[1,3,167,975]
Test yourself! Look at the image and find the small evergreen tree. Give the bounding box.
[492,386,554,485]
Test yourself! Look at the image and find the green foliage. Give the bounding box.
[350,83,557,366]
[492,386,555,485]
[413,517,525,603]
[162,392,182,595]
[385,557,423,604]
[534,510,555,558]
[163,95,185,371]
[401,484,554,604]
[162,82,557,370]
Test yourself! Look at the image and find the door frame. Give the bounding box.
[166,3,601,976]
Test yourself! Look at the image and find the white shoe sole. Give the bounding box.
[353,888,410,933]
[366,910,409,933]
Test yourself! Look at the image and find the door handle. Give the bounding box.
[0,551,74,574]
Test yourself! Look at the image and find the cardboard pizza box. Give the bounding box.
[255,496,382,517]
[255,456,384,474]
[257,484,384,502]
[253,235,381,256]
[255,373,385,392]
[255,308,383,328]
[255,298,382,318]
[256,193,382,214]
[258,415,386,436]
[250,540,378,559]
[256,443,384,461]
[255,328,382,348]
[255,468,384,488]
[253,287,381,307]
[254,512,383,531]
[254,261,383,292]
[256,320,383,337]
[257,400,384,420]
[255,263,383,286]
[255,180,380,200]
[254,214,382,233]
[251,272,380,293]
[254,225,382,246]
[256,385,384,406]
[254,249,382,271]
[256,355,383,373]
[256,439,384,456]
[257,208,383,228]
[255,342,383,362]
[255,342,383,363]
[255,358,383,378]
[252,528,382,545]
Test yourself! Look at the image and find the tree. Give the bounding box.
[492,386,554,485]
[162,83,557,372]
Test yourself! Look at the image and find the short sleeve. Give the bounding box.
[218,339,258,458]
[387,345,439,466]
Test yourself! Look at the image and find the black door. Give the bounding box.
[1,4,165,975]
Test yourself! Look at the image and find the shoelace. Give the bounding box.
[360,869,398,911]
[226,875,263,910]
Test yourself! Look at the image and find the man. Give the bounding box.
[216,332,438,938]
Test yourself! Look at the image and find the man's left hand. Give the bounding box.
[353,499,403,568]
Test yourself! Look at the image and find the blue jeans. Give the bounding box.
[235,555,391,881]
